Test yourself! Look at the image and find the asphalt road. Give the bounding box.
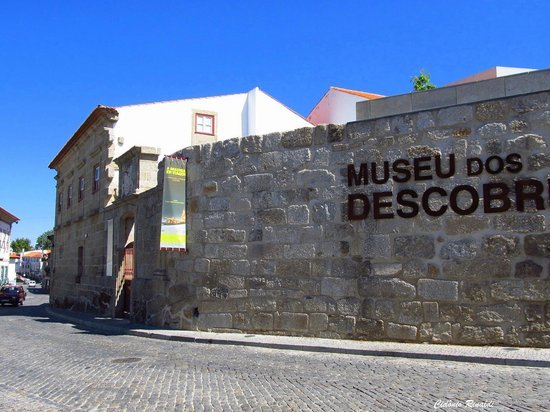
[0,288,548,411]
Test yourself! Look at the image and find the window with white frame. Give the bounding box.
[195,113,215,135]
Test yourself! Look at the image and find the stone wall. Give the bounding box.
[133,89,550,347]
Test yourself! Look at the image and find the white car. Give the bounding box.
[28,280,36,287]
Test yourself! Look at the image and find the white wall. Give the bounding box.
[249,88,312,135]
[21,255,43,275]
[113,93,249,158]
[0,221,10,261]
[112,88,312,159]
[7,263,16,285]
[0,262,16,285]
[307,90,365,125]
[0,221,14,285]
[446,67,536,86]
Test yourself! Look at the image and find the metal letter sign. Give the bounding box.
[160,156,187,251]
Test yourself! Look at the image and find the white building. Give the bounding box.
[307,86,384,125]
[446,66,537,86]
[20,250,49,280]
[0,207,19,285]
[92,87,312,163]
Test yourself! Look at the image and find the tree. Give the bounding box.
[35,229,54,250]
[11,238,32,253]
[411,70,436,91]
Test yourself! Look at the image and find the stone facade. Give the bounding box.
[127,87,550,347]
[49,105,162,316]
[49,108,120,313]
[49,92,312,318]
[51,74,550,347]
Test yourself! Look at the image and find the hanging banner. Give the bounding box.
[160,156,187,251]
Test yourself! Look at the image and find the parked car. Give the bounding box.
[28,280,36,287]
[0,285,26,306]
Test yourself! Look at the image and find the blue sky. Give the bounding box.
[1,0,548,245]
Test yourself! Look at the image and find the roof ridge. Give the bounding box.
[330,86,385,99]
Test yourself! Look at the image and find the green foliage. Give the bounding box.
[411,70,436,91]
[35,229,54,250]
[11,238,32,253]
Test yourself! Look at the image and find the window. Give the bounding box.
[58,192,63,212]
[78,177,85,201]
[77,246,84,283]
[67,185,73,208]
[192,110,217,145]
[93,165,100,193]
[195,113,215,135]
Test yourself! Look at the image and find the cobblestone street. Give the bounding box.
[0,292,548,411]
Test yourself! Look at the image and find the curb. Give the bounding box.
[45,307,550,368]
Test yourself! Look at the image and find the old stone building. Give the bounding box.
[51,70,550,347]
[49,90,312,317]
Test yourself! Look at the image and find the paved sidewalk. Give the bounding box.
[45,306,550,368]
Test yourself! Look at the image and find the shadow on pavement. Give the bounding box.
[0,299,141,337]
[3,294,550,368]
[38,306,139,337]
[26,287,49,295]
[0,302,48,317]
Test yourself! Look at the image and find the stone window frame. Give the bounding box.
[92,164,100,193]
[194,112,215,136]
[192,110,218,146]
[57,191,63,212]
[78,176,85,202]
[67,185,73,208]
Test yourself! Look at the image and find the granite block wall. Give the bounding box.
[50,114,119,314]
[135,91,550,347]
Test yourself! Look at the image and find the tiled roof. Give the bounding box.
[23,251,42,258]
[22,250,50,258]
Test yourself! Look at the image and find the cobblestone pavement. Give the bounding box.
[0,291,548,411]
